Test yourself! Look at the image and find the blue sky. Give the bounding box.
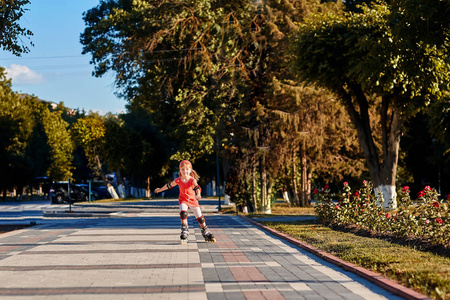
[0,0,126,114]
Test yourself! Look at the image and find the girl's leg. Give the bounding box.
[190,206,206,228]
[179,203,189,226]
[190,205,215,242]
[179,203,190,243]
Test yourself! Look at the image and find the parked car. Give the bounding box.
[76,184,111,200]
[93,185,112,199]
[49,182,92,204]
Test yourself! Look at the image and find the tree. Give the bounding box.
[119,107,171,191]
[80,0,256,161]
[0,0,33,55]
[81,0,366,210]
[71,115,107,181]
[270,84,366,206]
[0,68,36,197]
[0,68,73,199]
[36,103,74,180]
[221,0,357,208]
[291,2,449,208]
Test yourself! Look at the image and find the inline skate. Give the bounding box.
[201,226,216,243]
[180,225,189,244]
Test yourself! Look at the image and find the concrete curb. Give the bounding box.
[239,215,431,300]
[43,211,114,218]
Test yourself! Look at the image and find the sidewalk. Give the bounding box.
[0,206,427,299]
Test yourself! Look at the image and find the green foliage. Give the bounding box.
[0,67,73,193]
[428,92,450,157]
[37,105,74,180]
[0,73,35,191]
[81,0,255,160]
[290,1,450,203]
[119,108,171,187]
[70,116,106,178]
[79,0,450,208]
[0,0,33,55]
[291,0,449,122]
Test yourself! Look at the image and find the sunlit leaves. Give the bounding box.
[0,0,33,55]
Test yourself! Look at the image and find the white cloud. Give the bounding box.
[5,64,45,84]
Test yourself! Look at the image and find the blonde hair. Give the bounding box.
[179,160,200,181]
[190,169,200,181]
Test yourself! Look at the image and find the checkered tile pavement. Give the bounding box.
[0,213,417,299]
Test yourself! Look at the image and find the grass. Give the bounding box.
[248,203,450,300]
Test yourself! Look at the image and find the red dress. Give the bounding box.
[175,177,200,207]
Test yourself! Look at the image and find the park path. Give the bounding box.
[0,200,427,299]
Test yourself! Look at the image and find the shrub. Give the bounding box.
[314,181,450,248]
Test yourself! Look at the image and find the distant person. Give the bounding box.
[154,160,215,244]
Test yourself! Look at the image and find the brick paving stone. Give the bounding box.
[0,204,431,300]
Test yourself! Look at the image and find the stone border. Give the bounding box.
[239,215,431,300]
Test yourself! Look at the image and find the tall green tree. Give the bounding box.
[120,107,171,190]
[291,1,449,208]
[36,102,74,180]
[0,70,34,197]
[81,0,366,210]
[0,68,73,198]
[71,115,107,181]
[81,0,257,161]
[0,0,33,55]
[221,0,356,208]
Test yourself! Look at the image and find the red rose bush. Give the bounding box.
[314,181,449,248]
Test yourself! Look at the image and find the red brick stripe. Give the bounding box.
[216,236,238,249]
[0,230,69,253]
[243,290,285,300]
[229,266,267,282]
[222,251,250,263]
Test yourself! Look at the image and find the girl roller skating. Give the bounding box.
[154,160,216,244]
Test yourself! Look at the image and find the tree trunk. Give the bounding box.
[306,166,312,206]
[267,179,273,210]
[252,160,257,212]
[96,155,106,183]
[291,150,300,206]
[339,85,401,209]
[260,153,270,213]
[300,148,311,207]
[146,176,151,198]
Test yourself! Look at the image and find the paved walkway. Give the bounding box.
[0,201,428,299]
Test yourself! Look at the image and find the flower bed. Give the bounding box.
[314,181,450,249]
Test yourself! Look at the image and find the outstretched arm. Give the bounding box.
[155,180,177,194]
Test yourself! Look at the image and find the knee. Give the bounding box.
[180,210,188,220]
[196,216,205,224]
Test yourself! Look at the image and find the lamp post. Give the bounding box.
[216,136,221,211]
[68,178,72,212]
